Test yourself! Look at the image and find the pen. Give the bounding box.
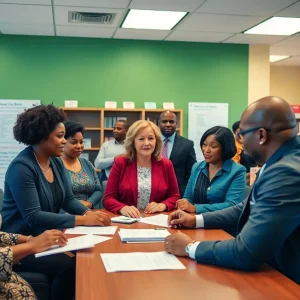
[155,228,166,230]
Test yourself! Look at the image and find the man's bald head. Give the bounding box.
[240,96,297,165]
[241,96,296,133]
[158,111,177,137]
[159,111,177,121]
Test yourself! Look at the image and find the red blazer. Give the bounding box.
[103,156,180,214]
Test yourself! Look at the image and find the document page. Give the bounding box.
[138,214,169,227]
[65,226,118,235]
[100,251,186,272]
[35,235,95,258]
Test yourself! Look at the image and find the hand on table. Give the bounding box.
[144,203,167,214]
[176,199,196,213]
[119,206,141,218]
[168,210,196,228]
[164,232,194,257]
[84,211,111,226]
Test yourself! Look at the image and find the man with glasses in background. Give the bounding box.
[158,111,196,197]
[164,96,300,285]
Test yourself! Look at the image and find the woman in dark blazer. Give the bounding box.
[1,105,110,300]
[103,120,180,218]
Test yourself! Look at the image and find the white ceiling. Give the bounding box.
[0,0,300,66]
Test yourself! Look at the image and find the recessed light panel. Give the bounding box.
[245,17,300,36]
[122,9,187,30]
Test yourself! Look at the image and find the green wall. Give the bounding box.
[0,35,248,137]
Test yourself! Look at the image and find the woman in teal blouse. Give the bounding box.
[61,120,102,209]
[177,126,246,214]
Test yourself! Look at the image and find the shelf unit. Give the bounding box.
[62,108,183,164]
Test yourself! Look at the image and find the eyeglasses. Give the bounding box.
[237,127,271,139]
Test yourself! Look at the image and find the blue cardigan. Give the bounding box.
[1,146,87,236]
[184,159,246,214]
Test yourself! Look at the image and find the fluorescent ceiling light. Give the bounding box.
[245,17,300,36]
[270,55,290,62]
[122,9,187,30]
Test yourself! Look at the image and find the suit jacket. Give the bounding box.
[197,136,300,285]
[1,146,87,236]
[184,159,246,214]
[103,156,180,214]
[169,134,196,197]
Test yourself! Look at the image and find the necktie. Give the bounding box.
[162,138,169,158]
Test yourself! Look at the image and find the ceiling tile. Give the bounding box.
[270,45,300,56]
[166,30,233,42]
[0,0,50,4]
[0,23,54,35]
[0,4,53,24]
[54,0,130,9]
[56,25,115,37]
[129,0,206,12]
[272,56,300,66]
[114,28,170,40]
[273,33,300,47]
[54,6,126,27]
[177,13,265,33]
[223,33,287,44]
[196,0,297,17]
[275,1,300,17]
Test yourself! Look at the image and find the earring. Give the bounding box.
[259,141,264,145]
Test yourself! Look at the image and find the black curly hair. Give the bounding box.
[64,120,85,139]
[13,104,66,145]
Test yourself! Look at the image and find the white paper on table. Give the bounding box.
[92,235,112,245]
[35,235,95,258]
[65,226,118,235]
[138,214,169,227]
[100,251,186,272]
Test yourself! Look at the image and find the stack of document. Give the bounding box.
[35,234,111,258]
[119,228,170,243]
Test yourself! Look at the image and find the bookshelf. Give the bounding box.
[62,108,183,164]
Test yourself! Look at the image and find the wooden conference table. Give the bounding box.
[75,211,300,300]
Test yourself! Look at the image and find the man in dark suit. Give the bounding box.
[158,111,196,197]
[164,96,300,285]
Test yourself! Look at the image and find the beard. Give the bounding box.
[245,148,261,165]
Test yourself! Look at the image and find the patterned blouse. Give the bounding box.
[0,232,36,300]
[137,167,152,210]
[66,158,102,208]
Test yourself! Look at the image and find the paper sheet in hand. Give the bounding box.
[35,235,95,258]
[100,251,186,272]
[35,235,111,258]
[65,226,118,235]
[119,228,170,242]
[138,214,169,227]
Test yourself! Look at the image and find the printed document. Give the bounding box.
[138,214,169,227]
[100,251,186,272]
[65,226,118,235]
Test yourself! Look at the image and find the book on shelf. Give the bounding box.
[146,117,158,125]
[84,138,92,148]
[105,117,127,128]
